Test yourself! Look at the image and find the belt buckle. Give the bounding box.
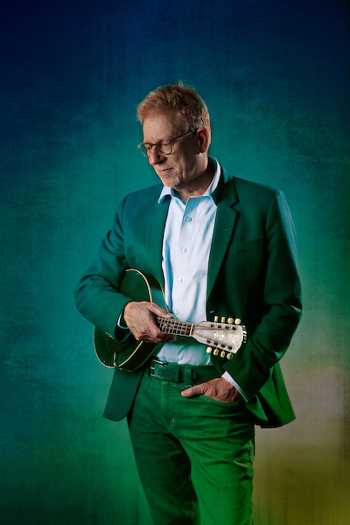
[149,359,165,378]
[149,359,181,382]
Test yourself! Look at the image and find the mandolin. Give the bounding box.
[94,269,247,372]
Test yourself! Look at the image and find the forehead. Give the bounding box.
[142,111,185,142]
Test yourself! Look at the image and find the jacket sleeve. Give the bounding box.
[74,195,133,338]
[223,190,302,401]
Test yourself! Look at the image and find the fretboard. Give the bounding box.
[156,316,194,337]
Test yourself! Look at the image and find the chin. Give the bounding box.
[162,176,181,188]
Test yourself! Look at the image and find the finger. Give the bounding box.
[135,320,174,343]
[147,302,173,318]
[124,302,175,342]
[160,334,176,343]
[181,384,206,398]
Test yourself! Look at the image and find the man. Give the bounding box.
[74,83,302,525]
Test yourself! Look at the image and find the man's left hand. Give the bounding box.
[181,377,240,403]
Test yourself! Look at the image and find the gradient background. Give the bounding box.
[1,0,349,524]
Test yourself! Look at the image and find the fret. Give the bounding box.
[156,316,192,337]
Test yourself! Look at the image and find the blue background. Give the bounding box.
[1,0,349,523]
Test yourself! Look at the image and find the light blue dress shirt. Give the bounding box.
[156,158,221,366]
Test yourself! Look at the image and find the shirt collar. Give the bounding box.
[158,157,221,204]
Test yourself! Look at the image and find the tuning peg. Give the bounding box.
[227,318,234,324]
[220,350,226,358]
[235,318,241,325]
[213,349,219,356]
[226,353,233,360]
[214,315,219,322]
[206,347,212,354]
[221,316,226,323]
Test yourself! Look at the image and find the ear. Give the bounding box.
[197,128,211,153]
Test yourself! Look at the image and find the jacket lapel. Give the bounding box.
[207,172,238,300]
[145,196,170,287]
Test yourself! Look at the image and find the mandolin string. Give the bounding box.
[156,316,239,338]
[156,316,191,336]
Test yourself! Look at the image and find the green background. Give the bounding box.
[1,0,349,523]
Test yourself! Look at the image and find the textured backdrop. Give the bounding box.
[1,0,349,524]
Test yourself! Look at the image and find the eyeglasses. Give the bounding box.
[137,129,197,157]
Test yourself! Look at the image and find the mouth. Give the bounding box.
[157,167,173,177]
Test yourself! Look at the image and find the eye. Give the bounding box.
[144,143,152,150]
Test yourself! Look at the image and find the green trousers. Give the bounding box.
[128,372,255,525]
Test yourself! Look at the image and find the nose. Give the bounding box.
[148,145,163,165]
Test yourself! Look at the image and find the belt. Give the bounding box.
[147,359,218,386]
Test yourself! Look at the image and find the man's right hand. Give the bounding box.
[123,301,175,343]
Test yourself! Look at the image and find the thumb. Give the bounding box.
[149,303,173,317]
[181,384,206,398]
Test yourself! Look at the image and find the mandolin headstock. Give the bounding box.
[193,315,247,360]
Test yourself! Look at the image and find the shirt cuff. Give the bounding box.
[222,371,248,402]
[114,312,131,341]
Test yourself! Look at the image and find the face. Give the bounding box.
[142,111,210,195]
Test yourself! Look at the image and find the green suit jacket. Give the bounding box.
[75,166,302,428]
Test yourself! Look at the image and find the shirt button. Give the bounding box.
[182,247,187,253]
[174,309,179,315]
[184,216,192,223]
[177,277,183,283]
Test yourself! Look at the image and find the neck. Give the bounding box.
[156,316,194,336]
[175,158,215,202]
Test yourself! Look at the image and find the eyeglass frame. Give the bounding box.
[137,128,197,157]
